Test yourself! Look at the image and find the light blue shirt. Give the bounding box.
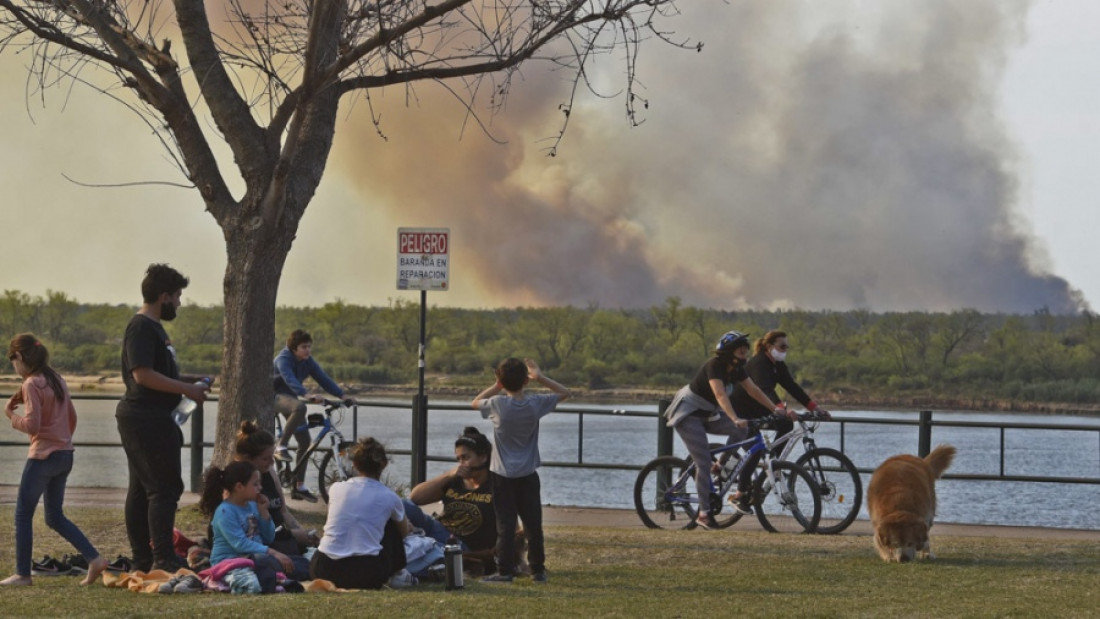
[210,500,275,565]
[478,393,562,478]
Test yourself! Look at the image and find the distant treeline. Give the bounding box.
[4,290,1100,407]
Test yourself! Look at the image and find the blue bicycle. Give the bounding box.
[274,398,356,503]
[634,415,822,533]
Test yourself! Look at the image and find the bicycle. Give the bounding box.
[633,415,822,533]
[274,397,357,503]
[768,411,862,535]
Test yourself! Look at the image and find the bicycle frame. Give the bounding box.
[667,420,784,511]
[275,401,351,481]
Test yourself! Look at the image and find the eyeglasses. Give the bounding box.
[775,344,789,351]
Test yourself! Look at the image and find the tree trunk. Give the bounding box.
[211,222,295,465]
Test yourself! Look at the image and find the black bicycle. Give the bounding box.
[274,397,356,503]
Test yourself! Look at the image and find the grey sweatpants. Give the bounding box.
[672,413,746,515]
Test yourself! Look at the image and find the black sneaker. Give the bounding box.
[106,555,134,573]
[280,579,305,593]
[31,556,71,576]
[731,494,753,516]
[532,571,548,584]
[63,553,89,574]
[291,488,319,503]
[153,556,188,574]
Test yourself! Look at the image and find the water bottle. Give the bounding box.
[444,536,464,590]
[172,378,211,426]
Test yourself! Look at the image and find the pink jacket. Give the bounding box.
[7,374,76,459]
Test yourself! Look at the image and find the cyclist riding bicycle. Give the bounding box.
[729,330,831,514]
[663,330,790,529]
[272,329,354,503]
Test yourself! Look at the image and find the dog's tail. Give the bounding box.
[924,444,956,479]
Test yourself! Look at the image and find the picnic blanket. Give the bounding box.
[101,565,346,594]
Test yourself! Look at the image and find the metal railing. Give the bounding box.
[2,393,1098,493]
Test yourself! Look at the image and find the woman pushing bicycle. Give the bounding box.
[663,331,790,529]
[729,330,830,514]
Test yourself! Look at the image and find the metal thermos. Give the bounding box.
[444,537,463,590]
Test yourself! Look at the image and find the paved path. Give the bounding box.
[2,485,1097,541]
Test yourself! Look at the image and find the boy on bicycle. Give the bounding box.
[272,329,354,502]
[472,358,570,583]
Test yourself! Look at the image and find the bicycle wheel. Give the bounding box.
[752,460,821,534]
[795,447,862,535]
[277,463,295,490]
[633,456,699,529]
[318,441,355,503]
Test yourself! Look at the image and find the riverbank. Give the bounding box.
[4,373,1099,416]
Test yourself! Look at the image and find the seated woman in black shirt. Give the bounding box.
[402,427,511,573]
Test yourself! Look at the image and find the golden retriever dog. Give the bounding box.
[867,444,956,563]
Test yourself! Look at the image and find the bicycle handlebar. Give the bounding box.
[749,410,830,432]
[297,396,357,409]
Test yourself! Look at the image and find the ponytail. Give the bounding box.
[198,461,257,517]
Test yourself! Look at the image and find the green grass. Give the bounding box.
[1,504,1097,618]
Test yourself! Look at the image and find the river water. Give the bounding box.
[2,399,1098,530]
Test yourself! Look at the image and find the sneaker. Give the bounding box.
[387,569,418,589]
[695,514,719,530]
[153,556,188,574]
[173,574,204,594]
[63,553,89,574]
[158,575,184,594]
[730,493,753,516]
[31,556,71,576]
[291,488,319,503]
[480,573,514,584]
[532,571,548,584]
[281,579,305,593]
[106,555,134,573]
[274,446,292,462]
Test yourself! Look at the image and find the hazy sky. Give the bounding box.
[1,1,1097,313]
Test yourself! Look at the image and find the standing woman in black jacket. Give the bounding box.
[728,330,829,514]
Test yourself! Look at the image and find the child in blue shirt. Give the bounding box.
[199,461,309,592]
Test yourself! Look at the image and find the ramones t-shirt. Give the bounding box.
[437,476,496,551]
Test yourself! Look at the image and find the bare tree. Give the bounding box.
[0,0,698,463]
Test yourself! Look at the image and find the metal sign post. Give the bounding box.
[397,227,449,486]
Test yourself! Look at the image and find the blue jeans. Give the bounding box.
[14,450,99,576]
[402,499,465,549]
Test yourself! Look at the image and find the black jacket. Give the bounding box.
[730,352,813,419]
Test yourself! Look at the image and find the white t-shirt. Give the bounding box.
[317,476,404,558]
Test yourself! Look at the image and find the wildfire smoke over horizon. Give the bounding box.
[324,0,1084,314]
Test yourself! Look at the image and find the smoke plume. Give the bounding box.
[327,0,1083,313]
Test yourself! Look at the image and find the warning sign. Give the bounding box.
[397,228,449,291]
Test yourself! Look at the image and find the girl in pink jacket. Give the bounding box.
[2,334,107,586]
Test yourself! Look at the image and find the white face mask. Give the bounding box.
[771,349,787,363]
